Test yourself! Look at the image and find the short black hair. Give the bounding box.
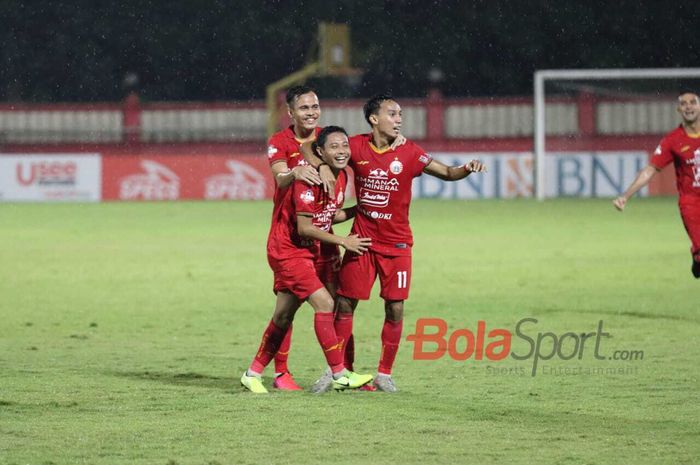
[316,125,348,149]
[363,93,395,126]
[286,85,316,106]
[678,89,698,97]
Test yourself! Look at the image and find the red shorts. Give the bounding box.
[337,250,412,301]
[315,255,341,288]
[268,256,328,300]
[679,198,700,257]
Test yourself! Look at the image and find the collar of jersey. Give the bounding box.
[683,129,700,139]
[369,141,393,154]
[287,125,317,143]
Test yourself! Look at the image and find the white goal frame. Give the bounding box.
[533,68,700,200]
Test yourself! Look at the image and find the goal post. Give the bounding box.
[533,68,700,200]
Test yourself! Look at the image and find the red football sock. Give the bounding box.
[378,319,403,375]
[250,320,286,374]
[314,312,344,374]
[334,312,354,371]
[345,334,355,372]
[274,323,292,374]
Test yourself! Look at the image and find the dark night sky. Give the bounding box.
[2,0,697,102]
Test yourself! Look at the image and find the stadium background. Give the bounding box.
[1,1,697,201]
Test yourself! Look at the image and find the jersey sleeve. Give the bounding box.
[293,180,319,216]
[410,141,433,177]
[267,133,288,167]
[348,134,366,169]
[649,136,673,170]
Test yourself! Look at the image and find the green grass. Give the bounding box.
[0,198,698,465]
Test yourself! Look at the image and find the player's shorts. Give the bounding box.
[315,255,341,288]
[268,255,325,300]
[679,197,700,257]
[337,250,412,301]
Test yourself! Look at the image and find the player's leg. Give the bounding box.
[335,296,358,370]
[373,254,412,392]
[335,251,375,364]
[242,257,314,393]
[241,290,299,393]
[309,296,360,394]
[307,287,372,391]
[271,293,303,390]
[679,202,700,278]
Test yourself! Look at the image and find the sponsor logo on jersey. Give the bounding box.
[356,160,370,165]
[267,145,278,159]
[389,159,403,175]
[204,160,266,200]
[359,188,390,207]
[290,152,300,158]
[120,160,179,200]
[300,189,315,204]
[368,168,389,179]
[359,207,393,220]
[358,176,399,192]
[681,145,691,153]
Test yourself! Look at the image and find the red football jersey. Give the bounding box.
[267,170,348,260]
[348,134,432,256]
[650,125,700,199]
[265,125,339,259]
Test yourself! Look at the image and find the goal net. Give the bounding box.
[533,68,700,200]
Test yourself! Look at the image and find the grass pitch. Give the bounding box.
[0,198,698,465]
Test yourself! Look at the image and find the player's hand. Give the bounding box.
[293,165,322,186]
[390,134,407,149]
[465,159,487,173]
[318,164,336,193]
[613,196,627,211]
[342,234,372,255]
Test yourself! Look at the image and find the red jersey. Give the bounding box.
[267,170,348,260]
[265,125,339,259]
[267,125,320,206]
[348,134,432,256]
[650,125,700,200]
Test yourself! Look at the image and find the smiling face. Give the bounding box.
[288,92,320,133]
[370,99,402,140]
[677,92,700,125]
[316,131,350,171]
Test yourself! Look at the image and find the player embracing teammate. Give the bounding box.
[241,125,375,393]
[304,94,486,392]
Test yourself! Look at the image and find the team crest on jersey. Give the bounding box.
[299,189,315,204]
[389,159,403,175]
[267,145,278,159]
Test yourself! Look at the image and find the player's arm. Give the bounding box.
[423,159,487,181]
[332,206,356,224]
[297,213,371,255]
[301,141,336,193]
[270,160,322,188]
[612,164,660,211]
